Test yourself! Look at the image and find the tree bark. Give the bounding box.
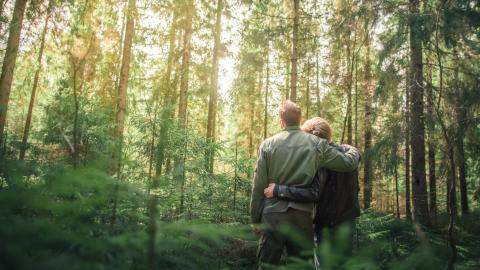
[454,53,469,216]
[426,66,437,220]
[263,46,269,140]
[405,72,412,220]
[0,0,28,148]
[316,53,321,116]
[155,9,178,179]
[409,0,429,224]
[110,0,136,229]
[19,1,52,160]
[174,0,194,194]
[395,162,400,218]
[305,62,310,119]
[290,0,299,102]
[285,58,290,100]
[363,33,373,209]
[177,0,193,131]
[206,0,223,173]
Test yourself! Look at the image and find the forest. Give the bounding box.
[0,0,479,269]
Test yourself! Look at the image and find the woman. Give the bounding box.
[263,117,360,255]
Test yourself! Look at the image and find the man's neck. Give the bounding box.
[283,126,300,130]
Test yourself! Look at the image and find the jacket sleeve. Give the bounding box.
[317,140,361,172]
[272,169,327,202]
[250,141,268,224]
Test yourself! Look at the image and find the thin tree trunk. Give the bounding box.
[110,0,136,229]
[233,141,238,213]
[426,64,437,221]
[305,62,310,119]
[180,112,188,213]
[155,9,178,179]
[177,0,193,130]
[316,53,321,116]
[263,46,269,140]
[453,52,469,215]
[19,1,52,160]
[405,72,412,220]
[206,0,223,173]
[354,57,358,147]
[285,58,290,100]
[409,0,429,224]
[174,0,193,194]
[72,65,80,168]
[0,0,28,148]
[346,31,356,145]
[363,33,373,209]
[290,0,299,102]
[395,162,400,218]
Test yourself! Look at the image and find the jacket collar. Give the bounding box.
[283,126,301,131]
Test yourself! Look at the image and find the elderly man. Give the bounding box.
[250,100,360,267]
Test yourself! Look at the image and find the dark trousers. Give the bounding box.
[257,208,314,267]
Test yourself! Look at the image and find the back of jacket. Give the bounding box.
[261,126,322,216]
[315,159,360,228]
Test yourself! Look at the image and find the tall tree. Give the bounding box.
[174,0,194,199]
[426,65,437,220]
[290,0,299,102]
[154,8,179,179]
[110,0,136,227]
[263,45,269,140]
[363,31,373,209]
[19,0,53,160]
[0,0,28,149]
[206,0,223,173]
[455,62,469,216]
[405,72,412,219]
[408,0,429,224]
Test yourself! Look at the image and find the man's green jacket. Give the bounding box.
[250,126,361,224]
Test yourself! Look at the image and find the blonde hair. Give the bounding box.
[301,117,332,143]
[278,100,301,126]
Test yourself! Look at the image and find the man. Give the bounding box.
[250,100,361,267]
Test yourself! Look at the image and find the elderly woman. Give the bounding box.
[263,117,361,255]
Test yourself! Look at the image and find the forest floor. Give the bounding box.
[221,210,480,270]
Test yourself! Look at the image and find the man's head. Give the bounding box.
[301,117,332,143]
[278,100,301,128]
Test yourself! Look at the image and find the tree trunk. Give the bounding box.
[409,0,429,224]
[405,73,412,220]
[19,1,52,160]
[206,0,223,173]
[263,46,269,140]
[354,58,358,147]
[363,34,373,209]
[316,53,321,116]
[290,0,299,102]
[426,66,437,220]
[305,62,310,119]
[0,0,28,148]
[110,0,136,229]
[285,58,290,100]
[177,0,193,130]
[454,55,469,216]
[155,9,178,179]
[174,0,193,194]
[395,162,400,218]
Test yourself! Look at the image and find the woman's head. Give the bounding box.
[301,117,332,143]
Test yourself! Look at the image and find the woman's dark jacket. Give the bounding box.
[272,144,361,228]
